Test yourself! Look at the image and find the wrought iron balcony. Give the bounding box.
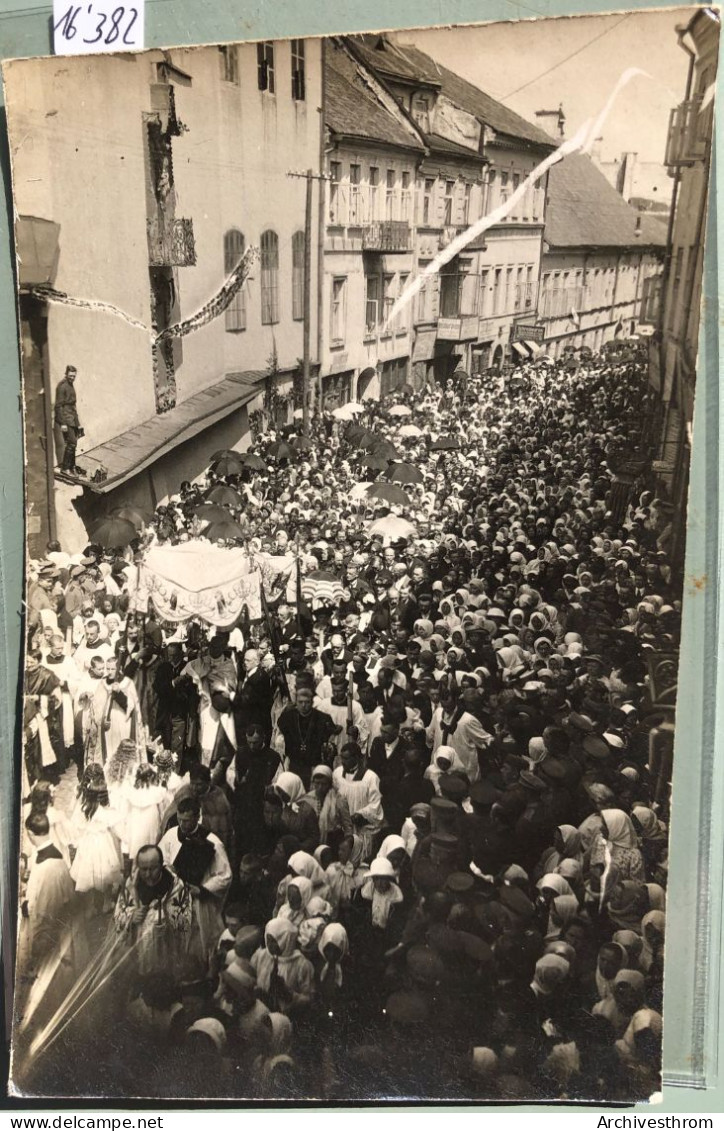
[147,216,197,267]
[362,220,411,253]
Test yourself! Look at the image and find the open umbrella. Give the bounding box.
[291,435,314,452]
[348,482,372,502]
[367,482,412,507]
[301,570,345,605]
[209,449,239,463]
[293,408,304,421]
[430,435,460,451]
[205,485,243,507]
[398,423,423,438]
[240,453,267,472]
[345,422,368,442]
[360,453,389,472]
[368,515,417,541]
[203,519,246,541]
[111,505,151,530]
[332,403,364,421]
[371,440,402,461]
[267,440,295,461]
[90,516,138,549]
[211,454,245,476]
[385,462,424,485]
[193,503,233,522]
[388,404,412,417]
[358,431,382,450]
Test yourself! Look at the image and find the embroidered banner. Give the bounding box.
[135,540,262,625]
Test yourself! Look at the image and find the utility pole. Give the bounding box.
[287,168,329,433]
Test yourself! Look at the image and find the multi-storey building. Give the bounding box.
[538,152,667,358]
[13,39,323,551]
[347,35,556,382]
[651,8,718,562]
[320,39,426,405]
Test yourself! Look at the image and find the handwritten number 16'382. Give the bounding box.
[53,5,139,46]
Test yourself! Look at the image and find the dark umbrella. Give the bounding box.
[267,440,295,460]
[346,423,368,443]
[360,453,389,472]
[192,503,233,522]
[209,449,240,463]
[90,516,138,549]
[211,454,246,476]
[291,435,314,452]
[358,431,382,450]
[430,435,460,451]
[205,485,244,507]
[111,505,151,530]
[367,482,412,506]
[371,440,402,461]
[203,519,246,541]
[241,453,267,472]
[384,462,424,485]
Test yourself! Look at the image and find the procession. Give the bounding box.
[14,344,674,1102]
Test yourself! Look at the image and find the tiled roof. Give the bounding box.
[349,36,555,150]
[545,152,670,250]
[325,40,426,151]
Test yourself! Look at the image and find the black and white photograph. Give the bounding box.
[3,6,719,1101]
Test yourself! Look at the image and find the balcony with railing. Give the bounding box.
[665,96,708,169]
[147,216,197,267]
[362,220,412,253]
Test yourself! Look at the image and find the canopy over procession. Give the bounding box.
[17,348,674,1101]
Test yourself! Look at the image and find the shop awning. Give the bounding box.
[511,342,530,357]
[81,371,265,493]
[524,340,544,356]
[17,215,60,287]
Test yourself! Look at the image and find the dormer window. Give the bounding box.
[411,93,431,133]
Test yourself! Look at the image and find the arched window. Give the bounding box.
[292,230,305,321]
[223,230,246,332]
[260,230,279,325]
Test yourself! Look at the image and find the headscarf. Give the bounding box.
[288,850,327,889]
[318,922,349,988]
[278,876,314,925]
[607,882,648,931]
[601,809,638,850]
[326,836,368,906]
[615,1008,663,1062]
[545,894,580,941]
[558,825,583,859]
[632,806,667,842]
[266,1012,293,1055]
[613,929,644,969]
[641,910,666,972]
[537,873,574,899]
[360,857,403,928]
[595,942,628,1000]
[378,834,408,866]
[276,772,305,811]
[264,917,299,960]
[531,954,570,996]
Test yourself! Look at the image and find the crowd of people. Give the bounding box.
[17,347,676,1102]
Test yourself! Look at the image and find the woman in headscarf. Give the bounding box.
[535,823,583,877]
[640,909,665,975]
[273,773,320,854]
[544,893,581,942]
[606,881,650,932]
[613,929,645,972]
[631,805,668,880]
[297,896,335,956]
[302,764,352,852]
[276,876,314,927]
[424,744,467,796]
[614,1008,663,1096]
[348,857,405,1024]
[324,835,368,918]
[592,941,629,1003]
[376,833,413,905]
[592,969,646,1038]
[400,802,431,858]
[250,917,315,1016]
[590,809,646,884]
[530,954,571,1027]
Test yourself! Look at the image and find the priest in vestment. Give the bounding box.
[157,796,232,984]
[113,845,193,983]
[91,654,143,765]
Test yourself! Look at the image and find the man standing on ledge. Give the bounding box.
[54,365,84,474]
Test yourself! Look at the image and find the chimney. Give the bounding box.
[535,104,565,138]
[589,136,604,165]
